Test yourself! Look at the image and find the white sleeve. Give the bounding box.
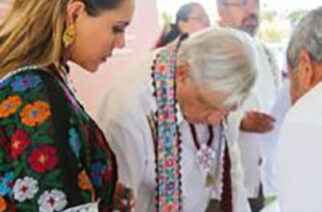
[277,120,322,212]
[227,114,252,212]
[262,44,283,90]
[96,87,151,194]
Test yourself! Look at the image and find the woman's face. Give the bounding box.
[69,0,134,72]
[179,5,210,35]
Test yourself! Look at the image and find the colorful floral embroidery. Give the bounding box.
[20,101,51,126]
[27,146,58,173]
[78,170,93,191]
[10,129,30,159]
[0,196,7,211]
[13,176,39,202]
[0,96,23,118]
[38,190,67,212]
[10,75,41,92]
[0,69,116,210]
[69,128,81,158]
[163,203,176,212]
[152,41,183,211]
[0,172,14,196]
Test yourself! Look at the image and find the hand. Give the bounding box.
[240,111,276,133]
[113,181,135,212]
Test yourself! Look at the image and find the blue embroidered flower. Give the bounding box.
[0,172,14,196]
[164,131,172,149]
[68,128,81,158]
[0,78,9,90]
[91,162,105,186]
[0,82,6,90]
[11,75,41,92]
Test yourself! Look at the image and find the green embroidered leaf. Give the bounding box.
[0,163,11,172]
[17,200,37,212]
[0,147,4,164]
[31,134,53,145]
[12,163,24,179]
[81,191,91,202]
[41,169,62,189]
[1,118,15,127]
[44,169,61,182]
[39,121,50,131]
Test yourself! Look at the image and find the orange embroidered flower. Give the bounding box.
[20,101,51,126]
[78,170,93,191]
[163,203,176,212]
[0,96,23,118]
[0,196,7,211]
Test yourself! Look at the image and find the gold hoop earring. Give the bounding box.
[63,22,76,48]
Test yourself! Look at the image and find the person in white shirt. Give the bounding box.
[97,27,259,212]
[276,7,322,212]
[215,0,284,211]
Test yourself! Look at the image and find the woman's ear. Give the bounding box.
[65,1,86,23]
[298,48,314,90]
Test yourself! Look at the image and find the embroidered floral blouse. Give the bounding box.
[0,68,117,211]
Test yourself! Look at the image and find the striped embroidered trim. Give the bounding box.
[151,40,183,212]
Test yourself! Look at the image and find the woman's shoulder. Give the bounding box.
[1,67,59,85]
[0,67,67,98]
[1,66,58,86]
[0,67,71,118]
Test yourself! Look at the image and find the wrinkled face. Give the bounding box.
[176,65,237,124]
[179,4,210,35]
[288,49,322,105]
[218,0,259,36]
[288,62,322,105]
[68,0,134,72]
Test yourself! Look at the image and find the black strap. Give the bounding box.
[40,71,81,206]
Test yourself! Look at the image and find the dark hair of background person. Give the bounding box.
[154,2,200,48]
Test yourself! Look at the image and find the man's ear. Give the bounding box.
[176,61,190,84]
[298,48,314,90]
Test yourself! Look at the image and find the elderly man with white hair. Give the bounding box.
[97,27,258,212]
[276,7,322,212]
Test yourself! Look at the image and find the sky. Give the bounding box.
[157,0,322,21]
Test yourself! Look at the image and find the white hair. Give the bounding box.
[177,26,258,105]
[287,7,322,70]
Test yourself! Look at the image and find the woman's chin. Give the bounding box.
[82,63,99,73]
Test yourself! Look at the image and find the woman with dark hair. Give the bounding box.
[0,0,134,211]
[154,2,210,48]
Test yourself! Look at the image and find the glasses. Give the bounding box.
[187,15,209,22]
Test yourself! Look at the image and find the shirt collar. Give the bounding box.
[176,103,184,124]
